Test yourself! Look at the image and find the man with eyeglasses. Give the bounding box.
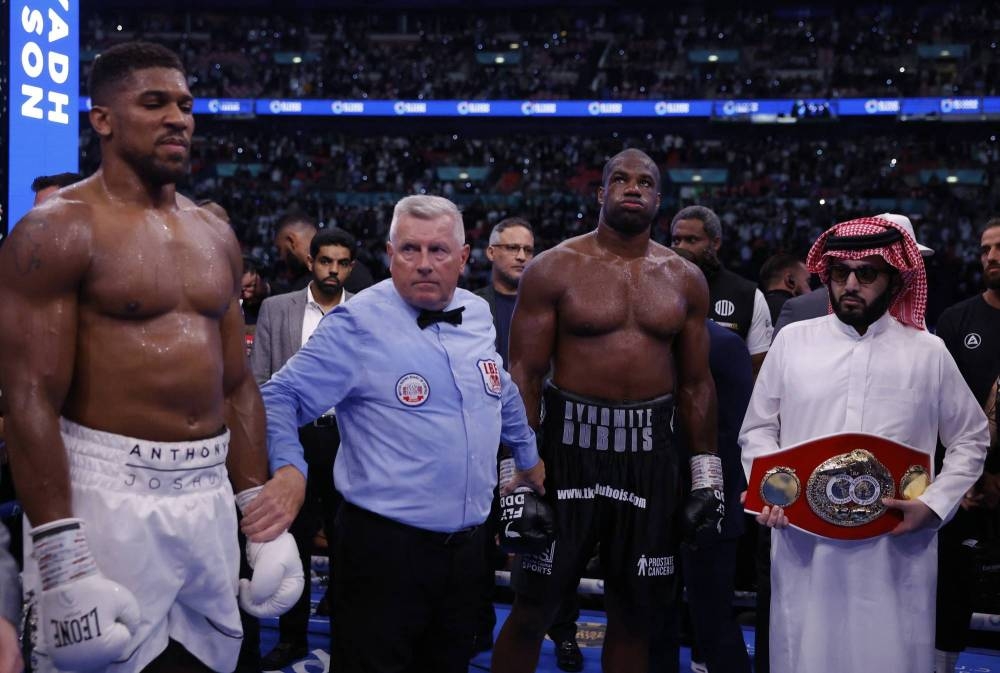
[250,226,357,668]
[477,218,536,368]
[740,216,988,673]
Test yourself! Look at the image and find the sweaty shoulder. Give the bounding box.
[182,195,237,242]
[517,237,588,294]
[0,186,97,282]
[533,235,591,268]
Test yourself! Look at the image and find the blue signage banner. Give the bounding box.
[195,98,254,115]
[901,97,982,116]
[836,98,901,116]
[9,0,79,227]
[69,96,994,121]
[712,99,835,121]
[251,99,714,118]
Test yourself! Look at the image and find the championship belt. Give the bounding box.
[744,432,932,540]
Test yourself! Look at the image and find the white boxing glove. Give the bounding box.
[31,518,140,673]
[235,487,305,619]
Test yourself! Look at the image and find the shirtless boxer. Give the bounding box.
[0,42,302,673]
[492,149,723,673]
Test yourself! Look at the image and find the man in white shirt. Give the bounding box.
[740,215,989,673]
[250,226,356,668]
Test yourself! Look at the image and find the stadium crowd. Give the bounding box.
[76,123,1000,326]
[80,3,1000,100]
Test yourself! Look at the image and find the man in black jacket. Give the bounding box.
[671,205,772,377]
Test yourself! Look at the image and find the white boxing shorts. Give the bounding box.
[23,419,242,673]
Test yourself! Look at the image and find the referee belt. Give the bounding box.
[344,502,481,547]
[743,432,932,540]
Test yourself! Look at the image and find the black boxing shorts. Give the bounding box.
[511,384,681,612]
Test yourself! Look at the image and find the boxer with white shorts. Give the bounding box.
[24,422,244,672]
[0,41,304,673]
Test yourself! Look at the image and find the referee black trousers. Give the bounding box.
[332,503,486,673]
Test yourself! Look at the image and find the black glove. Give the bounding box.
[683,454,725,547]
[683,487,725,546]
[498,487,556,554]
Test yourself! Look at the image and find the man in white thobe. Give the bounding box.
[740,215,989,673]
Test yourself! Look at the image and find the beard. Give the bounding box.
[132,151,190,186]
[603,205,653,236]
[830,283,895,331]
[495,267,522,292]
[985,266,1000,291]
[698,247,722,280]
[314,277,343,297]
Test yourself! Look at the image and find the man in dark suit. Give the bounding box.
[250,227,357,668]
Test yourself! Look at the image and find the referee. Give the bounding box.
[258,194,545,672]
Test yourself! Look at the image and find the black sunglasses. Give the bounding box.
[828,263,884,285]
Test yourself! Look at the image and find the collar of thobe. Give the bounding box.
[830,310,894,340]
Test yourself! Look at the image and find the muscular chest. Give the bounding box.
[559,264,686,338]
[86,216,234,319]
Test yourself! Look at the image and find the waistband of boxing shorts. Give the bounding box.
[543,382,674,454]
[60,417,230,495]
[544,382,674,411]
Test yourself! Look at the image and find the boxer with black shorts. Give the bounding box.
[514,386,681,612]
[493,149,724,673]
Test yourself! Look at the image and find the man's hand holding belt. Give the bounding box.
[31,518,140,672]
[235,486,305,618]
[683,453,725,546]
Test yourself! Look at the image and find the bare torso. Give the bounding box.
[530,233,693,401]
[49,179,239,440]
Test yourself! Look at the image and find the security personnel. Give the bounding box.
[671,205,772,376]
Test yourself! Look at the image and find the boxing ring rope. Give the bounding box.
[493,570,1000,632]
[4,499,998,633]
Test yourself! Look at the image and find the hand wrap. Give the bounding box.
[32,518,140,672]
[683,454,726,546]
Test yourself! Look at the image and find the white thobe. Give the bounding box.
[740,312,988,673]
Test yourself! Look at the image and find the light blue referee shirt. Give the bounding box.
[261,278,540,533]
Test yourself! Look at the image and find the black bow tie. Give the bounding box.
[417,306,465,329]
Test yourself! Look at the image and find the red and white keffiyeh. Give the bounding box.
[806,216,927,330]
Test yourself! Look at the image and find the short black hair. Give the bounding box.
[310,227,357,260]
[276,210,317,233]
[88,41,185,105]
[982,217,1000,238]
[31,173,83,193]
[759,253,805,287]
[601,149,660,190]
